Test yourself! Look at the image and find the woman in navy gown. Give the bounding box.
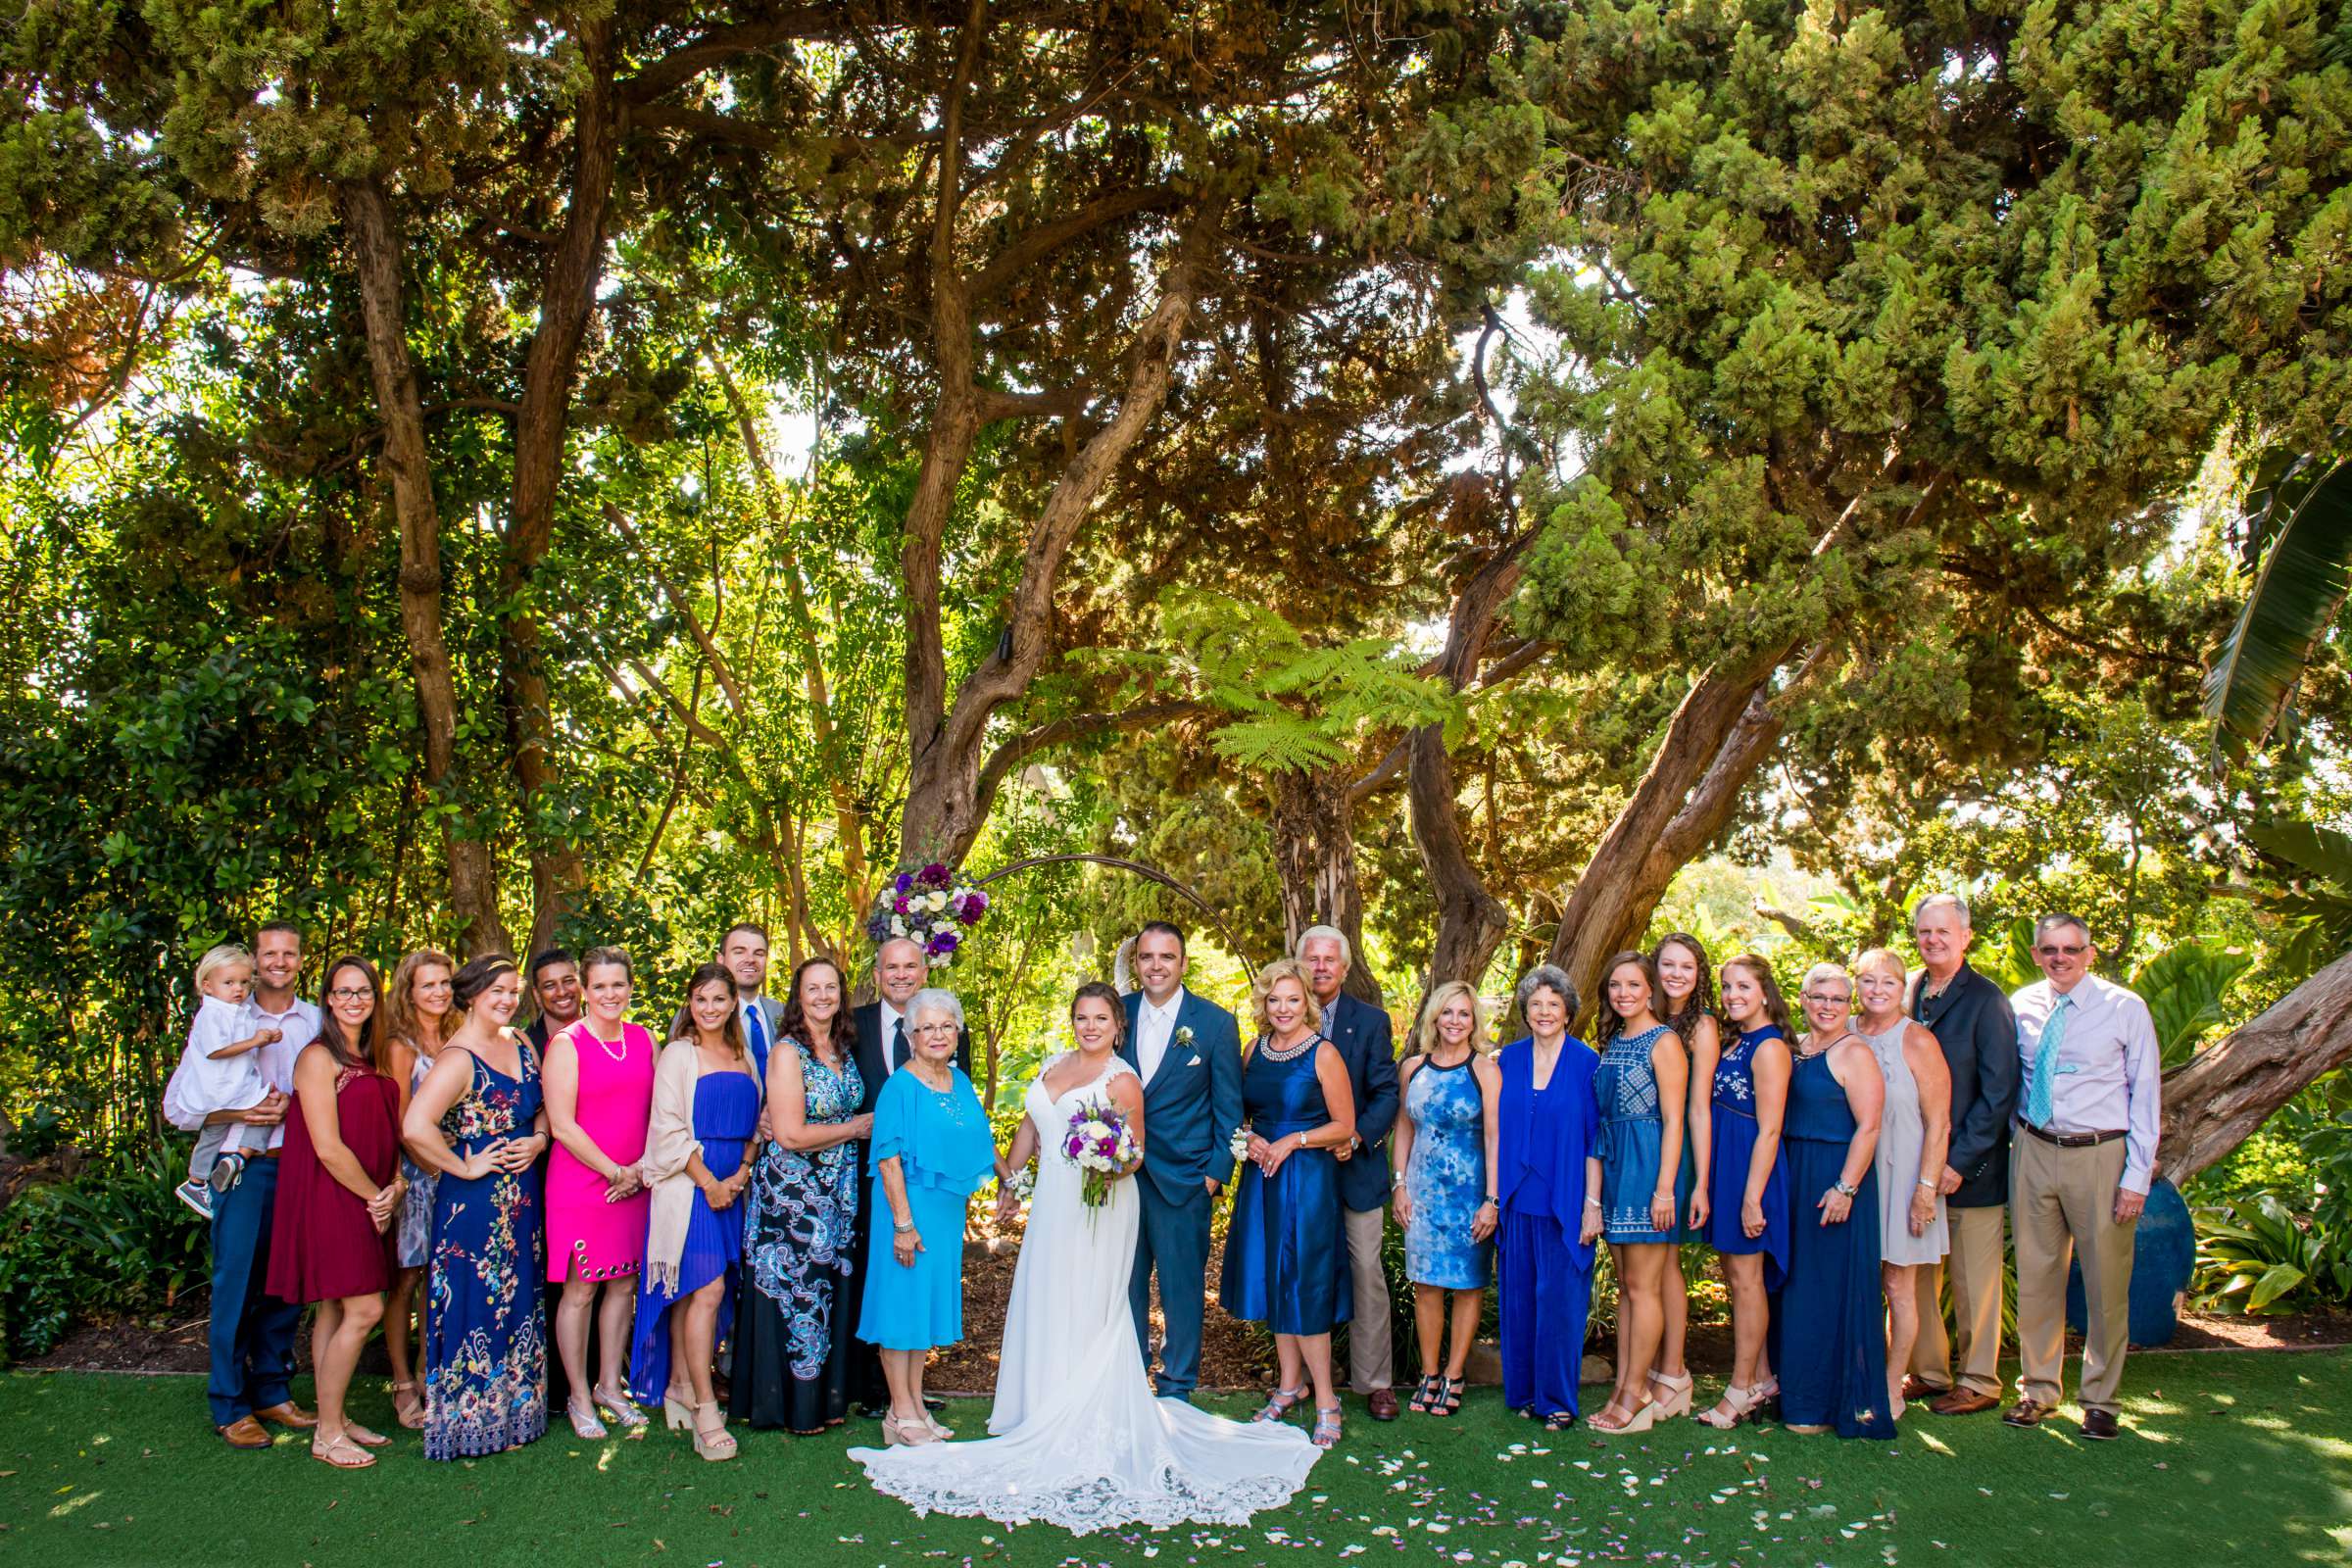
[402,956,549,1461]
[1695,954,1792,1429]
[1493,964,1601,1430]
[1219,957,1357,1448]
[1775,963,1892,1440]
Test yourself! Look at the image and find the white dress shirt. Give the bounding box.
[879,1000,907,1078]
[163,993,318,1152]
[2010,972,2162,1195]
[1135,989,1184,1084]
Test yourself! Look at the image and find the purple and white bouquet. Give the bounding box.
[1063,1098,1141,1208]
[866,861,990,967]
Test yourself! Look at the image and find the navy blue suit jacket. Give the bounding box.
[1320,990,1399,1212]
[1119,987,1244,1207]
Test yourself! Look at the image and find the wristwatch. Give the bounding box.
[1833,1178,1859,1199]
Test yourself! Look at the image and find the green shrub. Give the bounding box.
[0,1145,210,1363]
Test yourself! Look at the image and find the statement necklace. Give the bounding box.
[1260,1030,1316,1062]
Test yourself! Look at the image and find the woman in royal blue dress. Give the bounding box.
[1694,954,1792,1429]
[1776,963,1892,1440]
[1589,952,1687,1435]
[631,963,762,1461]
[855,988,997,1446]
[1494,965,1602,1430]
[401,955,549,1461]
[1391,980,1502,1416]
[734,956,870,1435]
[1219,957,1357,1449]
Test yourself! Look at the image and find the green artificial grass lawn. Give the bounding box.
[0,1353,2343,1567]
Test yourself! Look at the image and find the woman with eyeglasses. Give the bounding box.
[1774,963,1892,1440]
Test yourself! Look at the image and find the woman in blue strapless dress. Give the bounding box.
[1651,933,1721,1422]
[1589,952,1688,1436]
[1219,959,1358,1449]
[1695,955,1793,1429]
[1773,963,1893,1441]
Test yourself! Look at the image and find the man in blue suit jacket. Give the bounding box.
[1299,924,1401,1420]
[1118,922,1243,1400]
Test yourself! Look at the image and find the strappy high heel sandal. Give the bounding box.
[593,1384,649,1431]
[1648,1368,1694,1419]
[1310,1404,1345,1448]
[1695,1384,1767,1430]
[1433,1376,1465,1417]
[1252,1385,1309,1423]
[391,1380,425,1431]
[565,1396,609,1441]
[663,1383,696,1431]
[1592,1396,1660,1435]
[1542,1409,1576,1432]
[691,1399,737,1461]
[1407,1374,1441,1414]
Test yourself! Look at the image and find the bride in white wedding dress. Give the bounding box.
[849,983,1319,1534]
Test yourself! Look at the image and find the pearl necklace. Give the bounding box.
[582,1023,628,1063]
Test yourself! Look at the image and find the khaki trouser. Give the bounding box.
[1343,1204,1394,1394]
[2012,1132,2136,1413]
[1910,1202,2008,1396]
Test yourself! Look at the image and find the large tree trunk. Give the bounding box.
[1544,642,1817,1010]
[2158,950,2352,1184]
[342,178,512,957]
[1407,528,1539,997]
[1268,763,1382,1006]
[504,20,620,955]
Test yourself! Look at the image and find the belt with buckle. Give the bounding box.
[2018,1121,2125,1150]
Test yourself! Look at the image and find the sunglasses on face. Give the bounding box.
[2036,944,2087,957]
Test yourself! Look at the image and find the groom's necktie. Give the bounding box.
[2025,995,2072,1129]
[745,1002,768,1072]
[892,1016,909,1070]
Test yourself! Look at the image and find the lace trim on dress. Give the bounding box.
[859,1457,1309,1535]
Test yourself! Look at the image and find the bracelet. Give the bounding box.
[1583,1196,1603,1209]
[893,1218,915,1234]
[1917,1177,1938,1190]
[1391,1174,1408,1189]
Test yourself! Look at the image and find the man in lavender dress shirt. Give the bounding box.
[2003,912,2162,1441]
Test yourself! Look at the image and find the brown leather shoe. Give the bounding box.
[2001,1397,2050,1429]
[217,1415,270,1449]
[1898,1374,1942,1401]
[1930,1388,2000,1416]
[254,1400,318,1430]
[2080,1408,2120,1441]
[1367,1388,1399,1422]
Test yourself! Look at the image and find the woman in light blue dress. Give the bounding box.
[1589,951,1688,1436]
[1391,980,1500,1416]
[857,988,998,1444]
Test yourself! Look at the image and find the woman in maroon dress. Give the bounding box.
[269,956,406,1469]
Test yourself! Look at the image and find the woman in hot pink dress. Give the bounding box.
[544,945,659,1438]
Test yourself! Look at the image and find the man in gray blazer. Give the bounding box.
[721,922,785,1080]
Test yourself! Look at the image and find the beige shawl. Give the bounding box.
[642,1037,762,1293]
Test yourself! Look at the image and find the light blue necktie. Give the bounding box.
[2025,995,2071,1129]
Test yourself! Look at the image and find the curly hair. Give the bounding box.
[1249,957,1325,1039]
[382,948,455,1054]
[1652,932,1717,1049]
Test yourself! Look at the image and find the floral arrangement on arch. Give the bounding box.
[867,861,990,966]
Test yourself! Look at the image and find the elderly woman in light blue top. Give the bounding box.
[856,988,998,1447]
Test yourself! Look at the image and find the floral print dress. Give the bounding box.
[423,1046,547,1460]
[731,1037,864,1432]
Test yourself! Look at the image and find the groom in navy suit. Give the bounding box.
[1118,921,1244,1400]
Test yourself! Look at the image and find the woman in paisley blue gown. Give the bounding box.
[1391,980,1500,1417]
[1589,952,1688,1436]
[734,956,870,1435]
[1695,955,1792,1429]
[402,955,549,1461]
[1219,957,1358,1449]
[630,963,761,1461]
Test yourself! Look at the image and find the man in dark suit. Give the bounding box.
[1903,893,2022,1416]
[521,948,580,1052]
[848,935,970,1419]
[1117,921,1243,1401]
[1298,924,1401,1421]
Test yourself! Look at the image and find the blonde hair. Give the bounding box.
[194,943,253,991]
[1853,948,1907,983]
[383,948,456,1054]
[1250,957,1325,1038]
[1801,960,1854,1001]
[1413,980,1490,1056]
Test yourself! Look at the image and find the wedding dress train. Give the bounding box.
[850,1054,1319,1533]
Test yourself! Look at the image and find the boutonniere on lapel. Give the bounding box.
[1173,1026,1195,1051]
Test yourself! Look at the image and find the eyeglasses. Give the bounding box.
[2035,944,2087,957]
[327,988,372,1001]
[1799,992,1850,1004]
[912,1021,957,1034]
